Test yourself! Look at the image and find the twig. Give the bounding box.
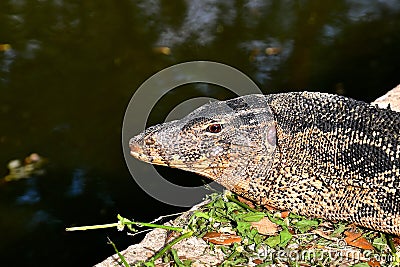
[66,223,119,231]
[66,215,184,232]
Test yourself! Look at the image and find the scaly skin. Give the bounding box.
[129,92,400,235]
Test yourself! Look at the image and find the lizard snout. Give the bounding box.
[129,139,144,155]
[129,135,145,157]
[129,132,168,165]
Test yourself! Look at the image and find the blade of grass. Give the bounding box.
[148,231,193,264]
[107,237,130,267]
[225,195,258,212]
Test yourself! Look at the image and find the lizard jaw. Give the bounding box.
[129,135,224,176]
[129,134,190,167]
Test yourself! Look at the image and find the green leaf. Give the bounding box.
[350,263,370,267]
[253,232,263,246]
[266,235,280,248]
[248,228,258,239]
[215,209,226,218]
[193,211,210,219]
[210,198,225,208]
[373,233,387,252]
[294,219,319,233]
[235,212,265,222]
[226,201,241,213]
[331,222,347,237]
[236,221,251,235]
[279,228,292,247]
[288,213,306,220]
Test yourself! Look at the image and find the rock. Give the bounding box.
[372,84,400,112]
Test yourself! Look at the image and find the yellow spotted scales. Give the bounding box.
[129,92,400,235]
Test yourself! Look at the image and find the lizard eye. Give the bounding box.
[206,124,222,133]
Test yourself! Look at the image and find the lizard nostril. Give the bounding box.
[129,136,145,154]
[129,142,142,153]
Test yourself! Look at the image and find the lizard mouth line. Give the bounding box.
[130,150,230,171]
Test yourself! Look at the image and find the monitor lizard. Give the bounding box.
[129,92,400,235]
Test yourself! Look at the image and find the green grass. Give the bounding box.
[67,191,400,267]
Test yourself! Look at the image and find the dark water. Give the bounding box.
[1,1,400,266]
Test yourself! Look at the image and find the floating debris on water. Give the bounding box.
[3,153,48,182]
[153,46,171,55]
[0,44,11,52]
[265,47,282,56]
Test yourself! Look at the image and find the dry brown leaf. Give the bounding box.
[252,259,263,264]
[250,217,279,235]
[344,231,362,242]
[344,231,374,250]
[367,258,381,267]
[393,236,400,246]
[281,211,290,218]
[203,232,242,245]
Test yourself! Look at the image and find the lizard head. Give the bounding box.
[129,94,277,190]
